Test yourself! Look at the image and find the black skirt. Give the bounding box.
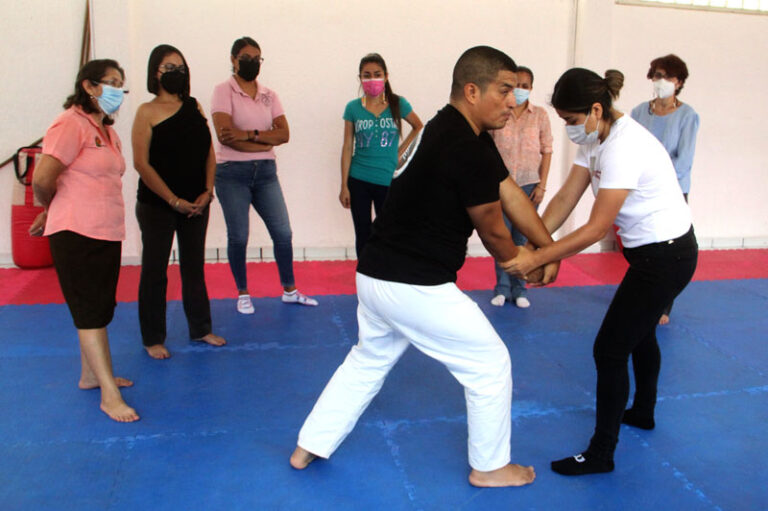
[49,230,121,329]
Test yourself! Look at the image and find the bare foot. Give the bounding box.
[290,446,318,470]
[145,344,171,359]
[194,333,227,347]
[100,399,140,423]
[658,314,670,326]
[79,376,134,390]
[468,463,536,487]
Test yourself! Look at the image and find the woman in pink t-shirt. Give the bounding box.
[211,36,317,315]
[30,60,139,423]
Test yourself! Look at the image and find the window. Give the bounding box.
[617,0,768,14]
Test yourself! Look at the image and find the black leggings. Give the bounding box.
[588,227,698,459]
[348,176,389,258]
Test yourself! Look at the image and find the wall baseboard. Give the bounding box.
[1,238,767,268]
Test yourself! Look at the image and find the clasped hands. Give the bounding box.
[174,191,213,218]
[500,245,560,286]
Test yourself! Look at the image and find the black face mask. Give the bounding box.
[237,59,260,81]
[160,70,188,95]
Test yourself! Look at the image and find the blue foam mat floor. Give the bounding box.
[0,279,766,510]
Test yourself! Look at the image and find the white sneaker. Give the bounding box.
[490,294,506,307]
[237,294,255,314]
[515,297,531,309]
[282,291,319,306]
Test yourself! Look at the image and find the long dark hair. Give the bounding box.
[147,44,190,99]
[359,53,402,135]
[551,67,624,121]
[63,59,125,125]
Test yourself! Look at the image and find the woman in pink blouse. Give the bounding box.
[211,36,317,314]
[30,59,138,423]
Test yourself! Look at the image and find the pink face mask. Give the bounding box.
[361,78,386,97]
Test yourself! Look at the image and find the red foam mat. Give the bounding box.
[1,249,766,306]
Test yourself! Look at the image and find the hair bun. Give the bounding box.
[604,69,624,99]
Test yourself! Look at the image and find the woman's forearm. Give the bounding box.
[205,144,216,192]
[531,221,607,268]
[135,162,177,205]
[31,155,66,208]
[253,128,288,146]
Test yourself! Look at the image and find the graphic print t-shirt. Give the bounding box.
[343,97,413,186]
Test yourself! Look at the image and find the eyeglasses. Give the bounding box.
[239,56,264,63]
[159,63,187,73]
[91,79,129,92]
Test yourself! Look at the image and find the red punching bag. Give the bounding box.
[11,147,53,268]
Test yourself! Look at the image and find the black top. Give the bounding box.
[137,97,212,207]
[357,105,508,285]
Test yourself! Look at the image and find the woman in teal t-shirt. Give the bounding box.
[340,53,422,258]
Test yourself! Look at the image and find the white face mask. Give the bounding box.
[653,78,676,99]
[566,110,600,145]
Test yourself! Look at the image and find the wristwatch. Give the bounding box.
[250,129,260,141]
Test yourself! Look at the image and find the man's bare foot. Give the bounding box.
[468,463,536,487]
[290,446,318,470]
[194,333,227,347]
[658,314,670,326]
[79,376,134,390]
[100,399,140,423]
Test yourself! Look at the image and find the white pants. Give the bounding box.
[297,273,513,471]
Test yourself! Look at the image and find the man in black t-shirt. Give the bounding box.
[291,46,559,487]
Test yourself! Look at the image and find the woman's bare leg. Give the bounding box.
[78,327,139,422]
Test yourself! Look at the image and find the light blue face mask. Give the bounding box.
[513,87,530,105]
[565,110,600,145]
[97,84,124,115]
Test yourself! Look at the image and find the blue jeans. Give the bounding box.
[493,182,538,300]
[215,159,294,291]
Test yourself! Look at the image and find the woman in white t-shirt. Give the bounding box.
[504,68,698,476]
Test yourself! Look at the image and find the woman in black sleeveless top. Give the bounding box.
[132,44,225,359]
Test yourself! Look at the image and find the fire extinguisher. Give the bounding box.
[11,146,53,268]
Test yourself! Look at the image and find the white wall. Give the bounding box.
[611,1,768,245]
[1,0,766,265]
[0,0,87,264]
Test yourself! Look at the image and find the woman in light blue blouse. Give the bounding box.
[631,54,699,325]
[339,53,422,258]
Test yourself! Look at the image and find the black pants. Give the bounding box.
[660,193,689,318]
[136,201,212,346]
[348,176,389,258]
[588,227,698,459]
